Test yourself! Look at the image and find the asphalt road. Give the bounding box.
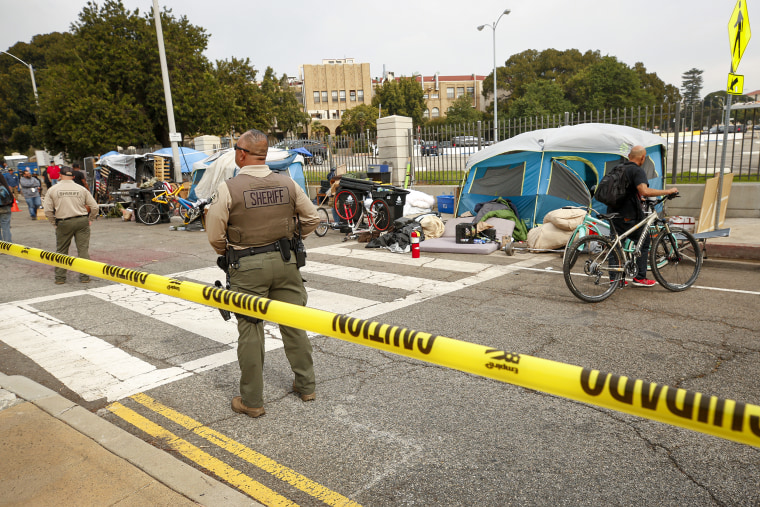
[2,212,759,506]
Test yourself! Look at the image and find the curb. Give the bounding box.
[0,373,258,507]
[704,243,760,261]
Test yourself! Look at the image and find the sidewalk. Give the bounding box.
[0,373,258,507]
[696,217,760,261]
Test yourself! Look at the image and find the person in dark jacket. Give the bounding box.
[607,145,679,287]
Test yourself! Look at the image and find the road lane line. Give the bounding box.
[107,401,297,507]
[130,393,361,507]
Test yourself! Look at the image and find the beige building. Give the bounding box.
[413,74,488,120]
[300,58,373,135]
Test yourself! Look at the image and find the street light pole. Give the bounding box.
[152,0,182,182]
[478,8,510,144]
[1,51,38,105]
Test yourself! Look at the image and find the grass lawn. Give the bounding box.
[672,172,760,184]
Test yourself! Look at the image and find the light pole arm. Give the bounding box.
[1,51,38,104]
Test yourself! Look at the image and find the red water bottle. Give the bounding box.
[411,230,420,258]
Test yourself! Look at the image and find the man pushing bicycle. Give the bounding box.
[608,145,679,287]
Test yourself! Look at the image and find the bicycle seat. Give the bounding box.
[597,212,620,221]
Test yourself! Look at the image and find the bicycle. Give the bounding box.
[137,182,209,228]
[563,194,702,303]
[315,178,406,240]
[563,203,668,272]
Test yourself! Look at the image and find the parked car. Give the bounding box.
[708,125,744,134]
[451,136,484,147]
[274,139,328,165]
[420,141,439,156]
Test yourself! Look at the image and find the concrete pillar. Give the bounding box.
[376,115,412,185]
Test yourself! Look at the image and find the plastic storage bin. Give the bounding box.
[437,195,455,214]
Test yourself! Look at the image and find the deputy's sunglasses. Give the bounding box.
[234,145,251,154]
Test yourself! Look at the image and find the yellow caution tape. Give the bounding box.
[3,240,760,448]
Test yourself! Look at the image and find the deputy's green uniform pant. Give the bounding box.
[231,250,314,408]
[55,216,90,283]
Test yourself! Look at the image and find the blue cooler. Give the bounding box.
[437,195,454,214]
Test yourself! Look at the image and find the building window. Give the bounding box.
[423,93,429,99]
[358,90,364,102]
[350,90,356,102]
[457,87,465,98]
[340,90,346,102]
[423,109,430,119]
[322,91,328,102]
[431,93,439,99]
[332,110,339,119]
[313,91,320,103]
[432,107,440,118]
[447,88,454,99]
[466,86,475,96]
[332,90,338,102]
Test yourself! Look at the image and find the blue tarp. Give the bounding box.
[146,147,208,173]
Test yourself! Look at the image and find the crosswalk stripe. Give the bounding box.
[1,250,550,401]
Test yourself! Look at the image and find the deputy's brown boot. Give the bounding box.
[231,396,265,418]
[292,382,316,402]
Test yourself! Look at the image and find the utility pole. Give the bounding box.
[152,0,182,182]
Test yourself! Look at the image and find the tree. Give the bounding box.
[508,80,575,118]
[371,77,425,125]
[258,67,310,136]
[445,94,484,124]
[634,62,681,103]
[681,68,704,105]
[339,104,379,134]
[565,56,648,111]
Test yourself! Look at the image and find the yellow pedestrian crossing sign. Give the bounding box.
[729,0,751,72]
[727,73,744,95]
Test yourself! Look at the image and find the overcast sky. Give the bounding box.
[1,0,758,97]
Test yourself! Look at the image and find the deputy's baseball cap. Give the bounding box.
[60,166,75,176]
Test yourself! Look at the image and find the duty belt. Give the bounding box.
[228,242,280,263]
[56,214,88,222]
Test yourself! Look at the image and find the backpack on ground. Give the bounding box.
[594,163,629,207]
[0,185,13,207]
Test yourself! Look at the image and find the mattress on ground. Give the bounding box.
[418,238,499,254]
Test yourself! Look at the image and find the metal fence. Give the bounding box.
[411,103,760,185]
[271,101,760,187]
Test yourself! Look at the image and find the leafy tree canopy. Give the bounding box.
[481,48,682,119]
[371,77,426,126]
[339,104,379,135]
[0,0,305,159]
[444,94,484,124]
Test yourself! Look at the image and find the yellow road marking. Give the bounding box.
[130,393,361,507]
[107,401,297,507]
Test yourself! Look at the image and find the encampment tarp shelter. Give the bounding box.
[459,123,667,228]
[145,147,208,174]
[97,151,143,178]
[188,148,308,201]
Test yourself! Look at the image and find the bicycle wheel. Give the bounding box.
[182,206,199,225]
[369,199,391,231]
[334,190,361,221]
[650,228,702,291]
[563,235,623,303]
[315,208,330,237]
[137,203,161,225]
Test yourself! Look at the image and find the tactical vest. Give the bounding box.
[225,172,297,248]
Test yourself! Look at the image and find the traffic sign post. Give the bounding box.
[718,0,751,230]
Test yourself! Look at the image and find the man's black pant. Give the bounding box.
[611,217,650,280]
